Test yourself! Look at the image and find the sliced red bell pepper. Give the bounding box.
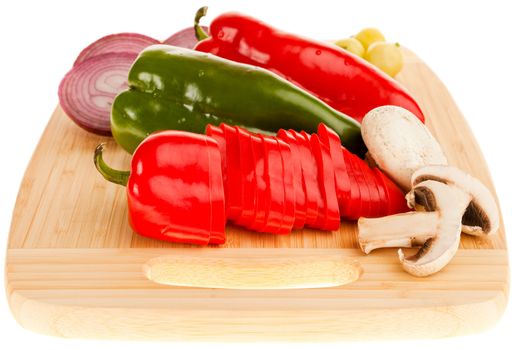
[276,137,296,233]
[276,129,307,229]
[317,123,351,217]
[234,126,256,227]
[310,134,340,230]
[288,130,320,226]
[205,136,226,244]
[219,123,243,222]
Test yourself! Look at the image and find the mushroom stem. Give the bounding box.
[358,212,438,254]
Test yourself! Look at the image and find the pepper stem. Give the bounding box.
[94,144,130,187]
[194,6,210,41]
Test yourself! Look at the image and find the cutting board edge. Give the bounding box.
[5,280,508,341]
[5,247,509,340]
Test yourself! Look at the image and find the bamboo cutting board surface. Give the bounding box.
[5,50,509,340]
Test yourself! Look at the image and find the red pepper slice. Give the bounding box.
[234,126,256,227]
[276,129,307,229]
[300,130,327,227]
[205,136,226,244]
[349,154,372,218]
[127,131,211,245]
[248,134,268,231]
[370,166,387,218]
[372,167,392,215]
[317,123,351,217]
[357,157,380,218]
[261,135,285,233]
[310,134,340,230]
[205,124,227,186]
[288,130,320,226]
[276,137,295,233]
[379,169,409,215]
[219,123,243,222]
[371,167,386,217]
[341,147,361,220]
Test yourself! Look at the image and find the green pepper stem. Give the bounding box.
[194,6,210,41]
[94,144,130,187]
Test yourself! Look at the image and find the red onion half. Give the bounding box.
[163,26,208,49]
[59,52,137,135]
[73,33,159,66]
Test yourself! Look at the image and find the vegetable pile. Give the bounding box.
[95,123,408,244]
[55,6,499,277]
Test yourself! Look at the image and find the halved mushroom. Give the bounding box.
[408,165,499,236]
[361,106,448,190]
[359,180,471,277]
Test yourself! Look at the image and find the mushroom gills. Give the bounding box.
[411,165,499,236]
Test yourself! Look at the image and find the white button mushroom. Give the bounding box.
[361,105,447,190]
[358,169,499,277]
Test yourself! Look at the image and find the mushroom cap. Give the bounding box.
[410,165,499,236]
[361,106,447,190]
[399,180,471,277]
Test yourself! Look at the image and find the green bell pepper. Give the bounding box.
[111,45,364,154]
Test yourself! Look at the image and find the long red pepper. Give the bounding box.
[194,7,425,124]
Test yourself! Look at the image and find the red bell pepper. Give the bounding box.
[194,7,425,124]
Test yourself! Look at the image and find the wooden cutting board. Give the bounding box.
[5,50,509,340]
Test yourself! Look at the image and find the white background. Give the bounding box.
[1,0,511,349]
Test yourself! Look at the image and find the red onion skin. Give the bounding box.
[59,52,138,135]
[163,26,208,49]
[74,33,159,66]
